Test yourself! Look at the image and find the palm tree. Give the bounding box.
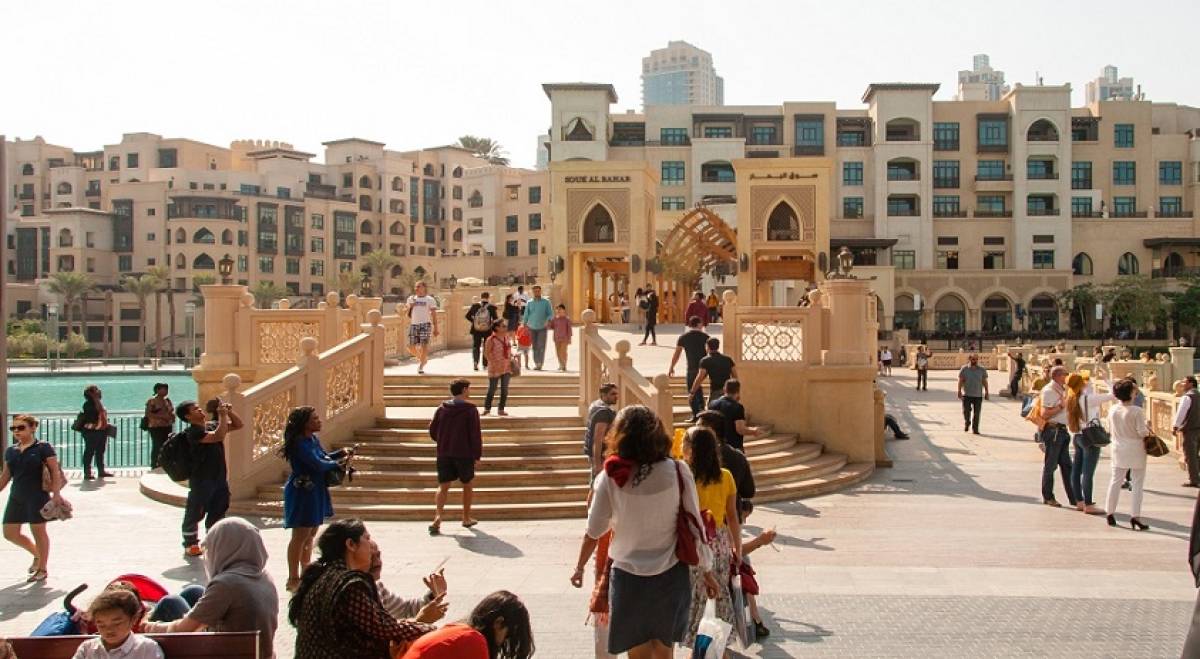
[121,274,161,366]
[191,274,216,307]
[456,135,509,166]
[146,265,171,358]
[250,281,289,308]
[326,270,361,299]
[362,250,400,296]
[47,272,96,348]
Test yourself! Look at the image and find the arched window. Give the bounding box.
[565,117,593,141]
[175,228,187,244]
[391,176,403,191]
[766,202,799,241]
[1072,252,1093,276]
[1026,119,1059,142]
[193,228,215,244]
[885,118,920,141]
[423,164,434,176]
[389,199,405,213]
[1029,295,1058,332]
[221,229,234,245]
[468,191,483,208]
[58,228,74,248]
[390,265,403,277]
[57,256,75,272]
[894,294,920,330]
[700,161,735,183]
[108,156,119,171]
[21,164,34,176]
[582,204,615,243]
[886,158,919,181]
[981,295,1013,333]
[934,294,966,333]
[56,182,73,195]
[360,220,373,234]
[1163,252,1185,278]
[358,175,372,189]
[1118,252,1139,275]
[359,195,372,211]
[389,221,403,235]
[452,228,462,242]
[193,253,215,270]
[452,208,462,221]
[452,166,463,178]
[175,253,186,269]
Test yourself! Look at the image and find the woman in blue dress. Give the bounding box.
[279,406,351,593]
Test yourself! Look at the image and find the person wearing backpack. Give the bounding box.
[175,400,237,557]
[465,292,498,372]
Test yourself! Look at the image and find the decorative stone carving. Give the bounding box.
[750,186,816,243]
[258,321,322,364]
[740,321,805,362]
[326,353,363,420]
[566,189,631,244]
[252,387,293,460]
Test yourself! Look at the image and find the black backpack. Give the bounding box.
[159,430,195,482]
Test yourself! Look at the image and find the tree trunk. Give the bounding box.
[167,288,177,355]
[154,291,163,359]
[138,299,147,367]
[79,295,89,355]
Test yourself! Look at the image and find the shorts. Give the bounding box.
[436,457,475,484]
[883,359,892,366]
[408,322,432,346]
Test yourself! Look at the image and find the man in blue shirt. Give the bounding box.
[522,285,554,370]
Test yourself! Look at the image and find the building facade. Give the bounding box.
[641,40,724,107]
[1086,65,1138,105]
[956,54,1010,102]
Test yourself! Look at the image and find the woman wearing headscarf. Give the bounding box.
[142,517,279,657]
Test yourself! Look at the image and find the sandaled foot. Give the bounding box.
[428,520,441,536]
[461,519,479,529]
[28,569,47,583]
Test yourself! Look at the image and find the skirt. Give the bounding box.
[607,560,691,654]
[4,490,50,525]
[685,526,734,647]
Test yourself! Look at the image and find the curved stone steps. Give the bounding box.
[230,499,589,521]
[255,483,592,506]
[345,434,807,459]
[753,462,875,503]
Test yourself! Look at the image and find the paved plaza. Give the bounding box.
[1,326,1197,657]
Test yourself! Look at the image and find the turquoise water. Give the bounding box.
[6,374,198,415]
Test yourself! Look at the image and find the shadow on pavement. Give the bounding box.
[161,561,207,583]
[0,582,66,622]
[451,527,524,558]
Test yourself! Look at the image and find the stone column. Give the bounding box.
[820,279,873,366]
[193,285,255,404]
[1171,347,1197,383]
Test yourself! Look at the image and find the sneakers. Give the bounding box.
[185,544,204,557]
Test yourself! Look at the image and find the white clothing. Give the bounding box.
[586,458,711,576]
[1078,386,1116,424]
[1106,402,1149,470]
[1105,464,1146,518]
[1175,390,1197,430]
[881,350,893,361]
[406,295,438,325]
[72,634,164,659]
[1040,382,1070,426]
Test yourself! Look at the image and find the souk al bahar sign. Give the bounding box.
[564,176,631,183]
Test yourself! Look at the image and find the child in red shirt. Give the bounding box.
[515,323,533,369]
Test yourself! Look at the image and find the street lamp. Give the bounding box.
[448,274,458,290]
[218,254,234,285]
[184,301,197,367]
[46,303,59,370]
[360,269,373,297]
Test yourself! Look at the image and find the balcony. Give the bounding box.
[933,209,967,218]
[977,143,1009,154]
[1153,267,1200,279]
[1158,210,1194,218]
[1071,179,1092,190]
[974,173,1013,181]
[1026,172,1059,180]
[793,144,825,156]
[609,139,646,147]
[646,138,691,147]
[974,210,1013,218]
[932,178,960,189]
[1026,208,1060,216]
[1072,211,1104,218]
[933,141,960,152]
[1112,211,1149,219]
[306,182,337,199]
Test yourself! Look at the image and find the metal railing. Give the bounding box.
[7,412,181,470]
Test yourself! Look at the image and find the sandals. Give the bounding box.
[428,521,441,536]
[27,569,47,583]
[462,519,479,529]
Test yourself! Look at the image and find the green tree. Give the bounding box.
[326,270,361,298]
[1098,275,1165,342]
[1056,283,1098,335]
[1167,272,1200,345]
[46,271,96,340]
[362,250,400,296]
[121,274,162,366]
[191,274,217,307]
[456,135,509,166]
[250,281,289,308]
[146,265,171,358]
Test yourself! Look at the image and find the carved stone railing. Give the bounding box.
[216,314,386,499]
[722,302,824,366]
[578,310,674,426]
[904,345,999,370]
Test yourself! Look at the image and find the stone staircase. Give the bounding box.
[228,373,873,520]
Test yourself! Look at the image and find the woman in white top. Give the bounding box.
[570,405,715,659]
[1066,371,1115,514]
[1104,379,1153,530]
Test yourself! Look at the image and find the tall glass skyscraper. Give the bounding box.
[641,40,724,108]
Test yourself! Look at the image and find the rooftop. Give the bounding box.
[862,83,941,103]
[542,83,619,104]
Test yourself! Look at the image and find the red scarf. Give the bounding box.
[603,455,636,487]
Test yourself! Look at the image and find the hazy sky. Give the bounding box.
[3,0,1195,169]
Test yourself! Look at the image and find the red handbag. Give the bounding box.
[674,460,705,566]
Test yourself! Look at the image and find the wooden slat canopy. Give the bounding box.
[661,206,738,275]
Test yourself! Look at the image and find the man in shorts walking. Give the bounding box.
[428,378,482,535]
[406,281,440,374]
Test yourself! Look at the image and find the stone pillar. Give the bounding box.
[820,279,872,366]
[445,291,471,349]
[1171,347,1197,383]
[193,285,256,403]
[721,290,738,361]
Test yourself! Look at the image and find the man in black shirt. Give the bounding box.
[669,316,710,420]
[176,399,240,556]
[1007,351,1026,398]
[692,338,737,404]
[465,292,499,371]
[707,379,765,451]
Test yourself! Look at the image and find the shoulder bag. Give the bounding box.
[673,460,704,566]
[1080,395,1112,448]
[1144,434,1170,458]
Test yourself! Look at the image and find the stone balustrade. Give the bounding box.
[578,310,674,426]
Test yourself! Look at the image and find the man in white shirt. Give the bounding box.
[405,281,440,374]
[880,348,893,376]
[1175,376,1200,487]
[1038,365,1077,507]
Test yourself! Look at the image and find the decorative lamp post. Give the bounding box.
[46,303,59,370]
[360,269,373,297]
[218,254,234,285]
[184,301,197,367]
[448,274,458,290]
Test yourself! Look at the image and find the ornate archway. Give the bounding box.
[660,206,737,276]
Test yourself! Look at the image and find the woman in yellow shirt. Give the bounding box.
[682,425,742,650]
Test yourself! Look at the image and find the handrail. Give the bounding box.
[578,310,673,426]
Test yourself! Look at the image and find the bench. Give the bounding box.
[9,631,258,659]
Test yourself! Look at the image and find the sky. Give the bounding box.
[3,0,1196,169]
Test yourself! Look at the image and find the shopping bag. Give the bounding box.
[729,573,752,649]
[692,599,731,659]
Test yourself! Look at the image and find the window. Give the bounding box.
[983,252,1005,270]
[1072,117,1100,142]
[887,159,918,181]
[1071,197,1094,217]
[660,128,688,145]
[1113,161,1136,185]
[836,130,865,147]
[892,250,915,270]
[424,227,436,244]
[842,197,864,219]
[1118,252,1139,275]
[932,160,959,187]
[258,256,274,273]
[887,195,919,216]
[528,239,539,256]
[237,255,248,272]
[506,240,518,257]
[1112,196,1137,217]
[342,173,353,188]
[1071,161,1092,189]
[310,260,324,277]
[118,255,132,272]
[661,196,686,211]
[751,126,778,145]
[842,162,863,185]
[528,186,542,203]
[1032,234,1054,244]
[1026,195,1053,214]
[1160,197,1183,217]
[661,161,685,186]
[126,153,139,168]
[528,213,542,230]
[311,236,325,253]
[1160,161,1183,185]
[452,185,462,200]
[1032,250,1055,269]
[933,122,959,150]
[1114,123,1134,148]
[983,236,1005,246]
[505,215,518,232]
[977,195,1006,214]
[1027,158,1054,179]
[285,258,300,275]
[932,195,961,217]
[1072,253,1093,275]
[703,126,732,138]
[794,116,824,153]
[276,187,290,199]
[976,160,1006,180]
[936,251,959,270]
[311,213,324,229]
[978,117,1008,150]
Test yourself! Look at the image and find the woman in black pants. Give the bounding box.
[79,385,113,480]
[639,290,659,346]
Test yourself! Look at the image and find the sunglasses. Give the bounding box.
[9,425,27,432]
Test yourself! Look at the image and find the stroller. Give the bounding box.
[30,574,170,636]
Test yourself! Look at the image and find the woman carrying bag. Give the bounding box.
[1103,379,1153,530]
[1,414,68,583]
[1066,371,1114,515]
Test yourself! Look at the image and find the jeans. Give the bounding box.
[148,427,171,469]
[81,429,108,475]
[1070,433,1101,505]
[622,309,630,324]
[182,479,230,547]
[471,333,488,368]
[1009,375,1022,398]
[530,328,548,368]
[961,396,982,432]
[1040,426,1076,504]
[687,371,704,419]
[643,322,657,343]
[149,585,206,621]
[1184,430,1200,485]
[1105,464,1145,517]
[884,414,903,437]
[485,373,511,412]
[916,369,928,390]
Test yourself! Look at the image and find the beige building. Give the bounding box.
[642,40,724,107]
[543,79,1200,334]
[4,134,548,355]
